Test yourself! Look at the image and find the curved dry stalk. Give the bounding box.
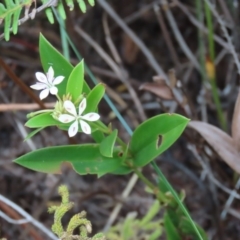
[0,194,58,240]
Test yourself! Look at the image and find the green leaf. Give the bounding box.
[14,144,124,175]
[180,218,208,240]
[110,166,132,175]
[100,129,118,157]
[78,0,86,13]
[66,0,74,10]
[164,212,181,240]
[88,0,95,6]
[140,201,161,226]
[25,112,60,128]
[12,8,21,34]
[85,83,105,113]
[66,60,84,102]
[39,34,90,97]
[45,8,54,24]
[24,127,45,141]
[57,1,66,20]
[4,12,11,41]
[130,114,189,167]
[91,130,105,143]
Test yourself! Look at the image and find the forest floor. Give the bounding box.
[0,0,240,239]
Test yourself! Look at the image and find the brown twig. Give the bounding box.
[0,58,45,109]
[0,103,55,112]
[153,4,181,69]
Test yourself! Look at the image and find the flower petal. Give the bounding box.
[47,66,54,83]
[78,98,86,116]
[39,88,49,100]
[80,120,91,134]
[81,113,100,122]
[30,83,46,90]
[58,114,75,123]
[50,86,58,95]
[64,100,77,116]
[53,76,64,85]
[68,120,78,137]
[35,72,48,83]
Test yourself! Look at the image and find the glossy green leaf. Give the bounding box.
[88,0,95,6]
[14,144,124,175]
[39,34,90,97]
[45,8,54,24]
[25,112,60,128]
[13,8,21,34]
[164,212,181,240]
[78,0,86,13]
[85,83,105,113]
[24,127,45,141]
[57,1,66,20]
[130,114,189,167]
[66,60,84,102]
[180,218,208,240]
[91,130,105,143]
[100,129,118,157]
[109,166,132,175]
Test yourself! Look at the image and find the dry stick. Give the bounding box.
[153,4,181,69]
[0,58,45,109]
[0,201,42,240]
[0,103,55,112]
[102,13,123,66]
[160,0,201,71]
[74,26,147,122]
[227,208,240,220]
[175,0,230,51]
[217,0,234,25]
[203,0,240,219]
[0,194,58,240]
[102,13,147,122]
[124,0,162,24]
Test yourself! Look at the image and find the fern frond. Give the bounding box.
[43,0,95,24]
[0,0,95,41]
[0,0,34,41]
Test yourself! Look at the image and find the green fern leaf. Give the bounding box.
[0,0,33,41]
[13,8,21,34]
[57,2,66,20]
[4,12,12,41]
[88,0,95,7]
[78,0,87,13]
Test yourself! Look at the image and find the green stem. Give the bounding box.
[151,161,204,240]
[204,1,227,130]
[133,168,167,203]
[27,109,53,118]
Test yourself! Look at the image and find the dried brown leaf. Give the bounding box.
[121,33,139,64]
[188,121,240,173]
[139,81,173,100]
[232,91,240,151]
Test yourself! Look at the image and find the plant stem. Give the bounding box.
[151,161,204,240]
[204,1,227,130]
[133,168,167,203]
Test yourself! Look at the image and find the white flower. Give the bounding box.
[31,66,65,100]
[58,98,100,137]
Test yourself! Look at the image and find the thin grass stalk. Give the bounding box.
[59,18,70,61]
[204,1,227,130]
